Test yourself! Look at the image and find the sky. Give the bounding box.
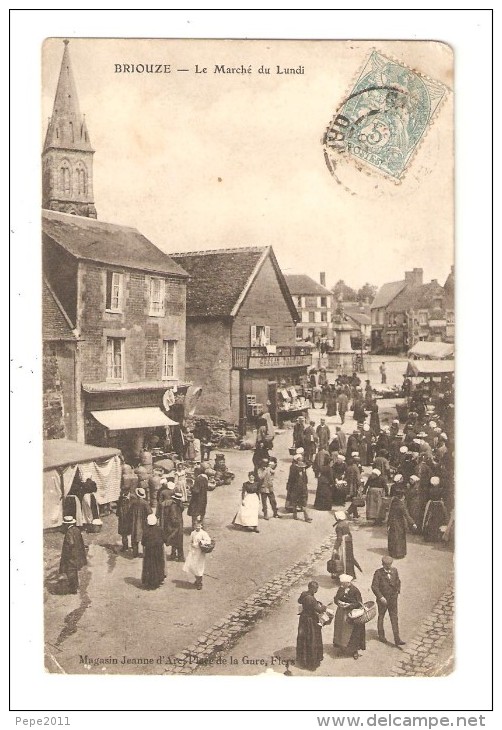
[42,37,454,290]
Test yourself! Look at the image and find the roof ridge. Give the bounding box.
[42,209,139,233]
[169,246,268,257]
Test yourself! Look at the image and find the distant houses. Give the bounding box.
[370,267,455,354]
[284,273,333,342]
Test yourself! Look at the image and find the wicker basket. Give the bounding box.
[348,601,376,624]
[200,539,215,554]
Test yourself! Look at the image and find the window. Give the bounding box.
[60,163,71,195]
[105,272,123,312]
[75,162,87,196]
[149,277,165,316]
[250,325,271,347]
[320,296,327,307]
[305,296,317,308]
[162,340,177,379]
[308,311,315,323]
[296,296,302,307]
[418,311,428,326]
[320,311,328,322]
[106,338,124,380]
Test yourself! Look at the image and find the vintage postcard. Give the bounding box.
[41,38,454,679]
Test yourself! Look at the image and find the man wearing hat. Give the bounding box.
[371,556,405,646]
[303,420,318,466]
[292,416,306,451]
[58,516,87,594]
[288,456,312,522]
[187,463,209,529]
[257,457,281,520]
[158,489,185,561]
[316,418,331,451]
[117,482,133,552]
[130,487,152,557]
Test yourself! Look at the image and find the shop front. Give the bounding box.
[83,381,191,464]
[233,346,312,428]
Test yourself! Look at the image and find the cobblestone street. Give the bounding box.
[44,358,454,678]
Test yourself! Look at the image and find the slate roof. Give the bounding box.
[284,274,332,297]
[170,246,298,321]
[371,280,407,309]
[345,311,371,326]
[42,210,188,278]
[43,279,77,340]
[387,281,445,313]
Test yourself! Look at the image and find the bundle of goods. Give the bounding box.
[213,452,235,485]
[191,416,242,449]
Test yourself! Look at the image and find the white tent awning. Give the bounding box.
[91,407,178,430]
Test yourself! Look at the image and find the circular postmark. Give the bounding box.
[322,51,447,197]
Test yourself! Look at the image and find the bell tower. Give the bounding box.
[42,40,97,218]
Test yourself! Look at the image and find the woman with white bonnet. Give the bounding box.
[422,477,448,543]
[364,468,387,524]
[333,574,366,660]
[183,517,211,590]
[330,511,361,580]
[141,513,165,589]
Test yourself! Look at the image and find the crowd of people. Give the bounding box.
[55,365,454,672]
[293,369,454,671]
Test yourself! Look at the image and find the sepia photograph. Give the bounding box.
[39,37,457,680]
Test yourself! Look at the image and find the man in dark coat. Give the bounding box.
[316,419,331,451]
[337,391,349,424]
[289,458,312,522]
[371,556,406,646]
[58,516,87,594]
[303,421,318,466]
[292,416,306,450]
[187,466,209,529]
[130,487,152,557]
[159,489,185,561]
[116,484,133,551]
[346,430,360,459]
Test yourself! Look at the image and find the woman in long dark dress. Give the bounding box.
[333,575,366,659]
[422,477,448,542]
[387,490,417,559]
[296,581,326,670]
[314,462,334,511]
[141,514,166,589]
[330,512,361,579]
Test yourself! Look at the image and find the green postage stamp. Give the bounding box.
[323,50,448,180]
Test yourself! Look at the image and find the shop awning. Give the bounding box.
[405,360,455,377]
[44,439,121,470]
[90,407,178,431]
[408,341,454,359]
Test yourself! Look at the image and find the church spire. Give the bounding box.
[42,40,97,217]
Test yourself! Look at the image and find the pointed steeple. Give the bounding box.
[43,40,93,153]
[42,40,97,217]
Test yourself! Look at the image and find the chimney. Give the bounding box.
[320,272,326,287]
[404,268,423,287]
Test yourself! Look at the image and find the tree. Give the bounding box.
[357,283,378,303]
[331,280,357,301]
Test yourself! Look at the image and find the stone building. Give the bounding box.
[42,279,79,440]
[170,247,312,427]
[42,41,189,455]
[284,273,333,342]
[371,268,452,353]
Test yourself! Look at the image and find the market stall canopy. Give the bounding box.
[43,438,120,470]
[408,341,454,359]
[405,360,455,378]
[90,407,178,431]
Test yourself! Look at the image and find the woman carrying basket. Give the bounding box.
[329,511,362,580]
[296,581,327,671]
[183,517,212,590]
[333,574,366,660]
